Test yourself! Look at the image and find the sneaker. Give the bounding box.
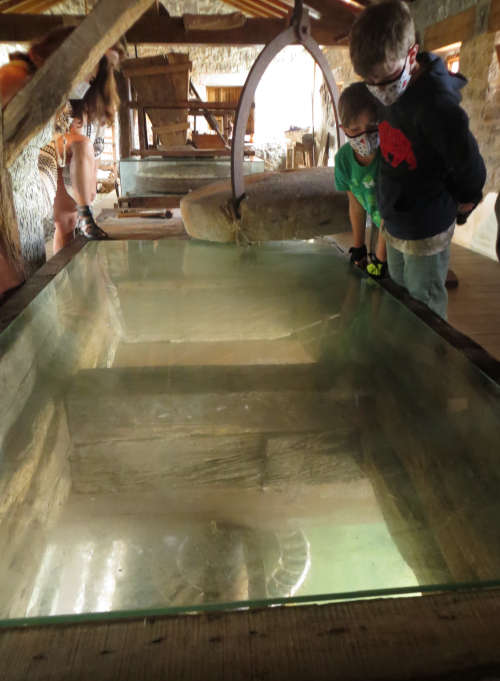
[366,255,388,279]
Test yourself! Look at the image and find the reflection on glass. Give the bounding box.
[119,157,265,196]
[0,239,499,624]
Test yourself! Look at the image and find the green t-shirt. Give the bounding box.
[334,143,382,228]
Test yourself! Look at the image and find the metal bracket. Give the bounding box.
[230,0,345,218]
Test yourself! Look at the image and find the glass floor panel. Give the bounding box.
[0,239,499,625]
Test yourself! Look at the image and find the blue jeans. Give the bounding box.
[386,243,451,319]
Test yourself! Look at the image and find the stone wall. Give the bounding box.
[409,0,500,259]
[410,0,479,41]
[315,47,359,165]
[135,0,261,74]
[452,31,500,258]
[460,31,500,194]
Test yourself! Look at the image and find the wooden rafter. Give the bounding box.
[235,0,290,16]
[0,0,60,12]
[222,0,286,18]
[221,0,362,17]
[304,0,360,24]
[0,14,350,46]
[3,0,155,168]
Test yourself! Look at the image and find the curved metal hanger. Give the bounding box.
[230,0,345,218]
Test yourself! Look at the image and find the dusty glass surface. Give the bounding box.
[0,239,499,625]
[120,157,265,196]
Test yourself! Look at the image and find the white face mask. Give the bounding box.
[366,55,412,107]
[347,129,379,158]
[69,81,91,100]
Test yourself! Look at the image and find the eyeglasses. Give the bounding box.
[341,126,378,139]
[364,50,412,87]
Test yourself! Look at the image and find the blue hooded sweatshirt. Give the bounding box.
[377,52,486,241]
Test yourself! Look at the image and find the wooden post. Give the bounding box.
[116,71,132,160]
[137,106,148,155]
[0,92,24,282]
[3,0,155,168]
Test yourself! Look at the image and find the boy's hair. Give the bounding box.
[338,83,380,128]
[349,0,416,79]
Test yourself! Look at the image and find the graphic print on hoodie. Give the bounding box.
[379,121,417,171]
[377,52,486,241]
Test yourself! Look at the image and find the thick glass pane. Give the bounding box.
[119,157,265,196]
[0,239,499,625]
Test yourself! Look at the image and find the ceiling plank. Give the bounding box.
[223,0,285,18]
[489,0,500,31]
[11,0,61,11]
[0,0,59,11]
[244,0,290,14]
[0,14,350,45]
[305,0,359,22]
[3,0,155,167]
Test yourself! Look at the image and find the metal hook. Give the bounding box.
[230,0,345,220]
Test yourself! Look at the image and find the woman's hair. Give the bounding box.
[338,83,381,128]
[7,51,37,74]
[28,26,76,67]
[9,25,123,127]
[8,26,74,71]
[71,52,120,127]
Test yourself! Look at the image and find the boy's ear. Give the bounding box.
[409,43,419,68]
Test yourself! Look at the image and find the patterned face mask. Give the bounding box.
[366,54,412,107]
[346,129,379,158]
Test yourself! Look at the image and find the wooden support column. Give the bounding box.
[116,71,133,160]
[137,106,148,155]
[0,93,23,280]
[489,0,500,30]
[2,0,155,168]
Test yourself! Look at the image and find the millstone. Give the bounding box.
[180,168,350,243]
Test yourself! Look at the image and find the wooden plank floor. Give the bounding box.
[2,589,500,681]
[331,231,500,361]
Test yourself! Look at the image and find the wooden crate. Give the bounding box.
[122,54,191,149]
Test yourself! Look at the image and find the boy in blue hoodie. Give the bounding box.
[349,0,486,318]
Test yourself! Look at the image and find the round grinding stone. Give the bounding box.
[180,168,350,243]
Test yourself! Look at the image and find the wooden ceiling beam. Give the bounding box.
[0,0,27,9]
[3,0,155,168]
[222,0,291,16]
[241,0,290,14]
[0,14,350,45]
[3,0,60,12]
[305,0,360,22]
[222,0,285,18]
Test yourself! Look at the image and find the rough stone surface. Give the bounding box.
[410,0,479,40]
[460,31,500,194]
[254,141,287,171]
[317,47,359,163]
[180,167,350,243]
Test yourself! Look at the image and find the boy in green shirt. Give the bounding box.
[334,82,387,278]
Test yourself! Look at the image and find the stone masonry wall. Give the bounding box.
[409,0,499,258]
[460,31,500,194]
[410,0,479,41]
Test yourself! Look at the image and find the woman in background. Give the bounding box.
[0,28,124,296]
[53,46,122,252]
[0,27,75,296]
